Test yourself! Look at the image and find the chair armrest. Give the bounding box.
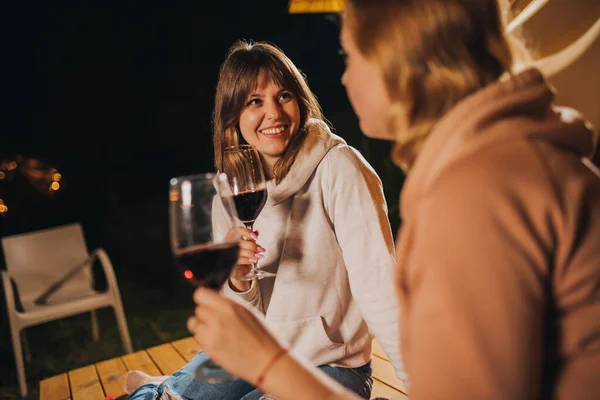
[1,270,19,316]
[89,248,120,293]
[91,248,128,315]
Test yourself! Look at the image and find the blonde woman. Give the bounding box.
[126,40,407,400]
[187,1,600,399]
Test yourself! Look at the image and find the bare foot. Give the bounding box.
[123,370,169,394]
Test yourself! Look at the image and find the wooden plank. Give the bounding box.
[371,378,408,400]
[372,339,389,361]
[40,373,71,400]
[121,350,162,376]
[372,356,407,395]
[171,336,202,362]
[96,357,127,399]
[146,343,187,375]
[68,365,105,400]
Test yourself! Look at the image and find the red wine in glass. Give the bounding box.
[169,172,240,383]
[175,242,239,289]
[233,188,268,225]
[223,145,275,280]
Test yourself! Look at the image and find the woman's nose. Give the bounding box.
[265,101,282,120]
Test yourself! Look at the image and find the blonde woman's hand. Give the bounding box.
[187,288,283,385]
[224,227,265,292]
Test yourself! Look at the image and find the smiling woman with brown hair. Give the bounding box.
[212,41,323,185]
[186,1,600,399]
[125,39,407,400]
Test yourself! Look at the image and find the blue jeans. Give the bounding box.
[128,351,373,399]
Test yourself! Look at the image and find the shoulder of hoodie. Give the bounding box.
[305,118,381,182]
[419,133,559,213]
[427,107,598,202]
[320,142,382,184]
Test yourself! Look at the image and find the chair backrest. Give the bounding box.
[1,223,92,305]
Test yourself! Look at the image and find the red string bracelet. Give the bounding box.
[256,347,290,390]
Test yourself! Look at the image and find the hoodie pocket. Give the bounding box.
[266,315,346,365]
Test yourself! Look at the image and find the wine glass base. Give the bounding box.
[239,269,276,281]
[195,359,237,384]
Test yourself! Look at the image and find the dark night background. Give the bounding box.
[0,1,404,397]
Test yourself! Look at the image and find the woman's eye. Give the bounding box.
[247,98,261,106]
[279,92,293,101]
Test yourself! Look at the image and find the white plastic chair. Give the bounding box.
[1,222,133,397]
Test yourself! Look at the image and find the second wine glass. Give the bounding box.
[223,144,275,280]
[169,172,240,383]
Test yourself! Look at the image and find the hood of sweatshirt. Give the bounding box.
[266,119,346,206]
[402,68,597,218]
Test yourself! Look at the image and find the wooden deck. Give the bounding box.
[39,338,408,400]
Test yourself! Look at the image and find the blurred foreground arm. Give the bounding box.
[188,288,361,400]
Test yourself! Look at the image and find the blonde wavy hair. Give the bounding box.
[212,40,325,183]
[345,0,523,170]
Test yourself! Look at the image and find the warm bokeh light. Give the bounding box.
[2,156,63,195]
[0,156,64,218]
[184,270,193,279]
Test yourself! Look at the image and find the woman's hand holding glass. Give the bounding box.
[187,287,284,385]
[187,288,355,400]
[224,227,267,292]
[223,145,275,280]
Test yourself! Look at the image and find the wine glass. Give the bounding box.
[222,145,275,280]
[169,172,239,383]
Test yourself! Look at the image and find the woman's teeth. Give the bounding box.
[260,126,286,135]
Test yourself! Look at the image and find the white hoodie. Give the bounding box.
[220,119,407,384]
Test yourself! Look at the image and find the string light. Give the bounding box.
[0,155,64,215]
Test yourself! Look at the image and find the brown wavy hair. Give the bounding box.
[344,0,519,170]
[212,40,325,183]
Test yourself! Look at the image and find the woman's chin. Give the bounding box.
[360,123,394,141]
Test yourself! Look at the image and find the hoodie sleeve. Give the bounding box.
[211,195,264,312]
[325,146,409,387]
[220,279,263,311]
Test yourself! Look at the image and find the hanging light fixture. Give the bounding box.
[288,0,344,14]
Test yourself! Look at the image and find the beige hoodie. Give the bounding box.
[220,119,408,384]
[396,68,600,399]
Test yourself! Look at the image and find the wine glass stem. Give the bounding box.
[245,223,259,273]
